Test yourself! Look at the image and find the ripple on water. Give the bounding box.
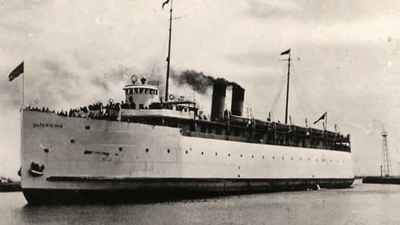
[2,183,400,225]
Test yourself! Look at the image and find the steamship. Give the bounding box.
[19,4,354,204]
[20,74,354,204]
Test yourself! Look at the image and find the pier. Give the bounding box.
[362,176,400,184]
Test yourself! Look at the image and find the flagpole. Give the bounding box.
[20,64,24,179]
[164,0,173,102]
[21,67,24,111]
[284,51,291,124]
[325,113,328,130]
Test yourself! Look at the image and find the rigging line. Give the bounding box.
[291,58,318,118]
[392,143,399,153]
[287,59,300,124]
[269,70,286,120]
[290,58,306,119]
[150,64,156,77]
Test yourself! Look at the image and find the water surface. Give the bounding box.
[2,182,400,225]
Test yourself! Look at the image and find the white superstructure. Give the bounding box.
[20,78,354,204]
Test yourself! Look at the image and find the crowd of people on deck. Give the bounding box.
[24,100,202,121]
[25,106,54,113]
[24,101,123,120]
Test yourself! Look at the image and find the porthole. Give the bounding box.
[201,152,204,155]
[118,147,123,151]
[145,148,149,153]
[167,149,170,154]
[70,139,75,144]
[43,148,49,153]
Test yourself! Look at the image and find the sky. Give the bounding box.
[1,0,400,178]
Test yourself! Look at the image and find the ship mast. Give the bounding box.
[284,50,291,124]
[164,0,174,102]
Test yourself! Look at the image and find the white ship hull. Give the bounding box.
[21,111,354,204]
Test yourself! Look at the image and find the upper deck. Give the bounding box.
[24,75,351,153]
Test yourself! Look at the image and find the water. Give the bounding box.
[2,182,400,225]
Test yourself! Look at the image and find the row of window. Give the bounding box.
[70,139,346,164]
[195,127,350,152]
[139,147,346,164]
[125,88,158,95]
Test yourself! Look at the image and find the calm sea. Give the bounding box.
[2,181,400,225]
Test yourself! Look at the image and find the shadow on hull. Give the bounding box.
[0,182,21,192]
[23,178,354,205]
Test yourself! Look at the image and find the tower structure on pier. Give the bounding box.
[381,127,391,177]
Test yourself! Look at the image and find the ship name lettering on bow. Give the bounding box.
[33,123,63,128]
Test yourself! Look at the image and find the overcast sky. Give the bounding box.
[1,0,400,178]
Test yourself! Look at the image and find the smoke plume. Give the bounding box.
[92,65,137,92]
[171,69,242,95]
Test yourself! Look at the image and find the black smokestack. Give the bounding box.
[171,69,245,118]
[231,84,245,116]
[211,79,227,121]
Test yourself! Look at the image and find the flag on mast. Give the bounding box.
[8,61,24,82]
[313,112,327,124]
[280,49,291,55]
[162,0,170,9]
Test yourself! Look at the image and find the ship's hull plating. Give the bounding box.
[21,111,354,204]
[23,178,354,204]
